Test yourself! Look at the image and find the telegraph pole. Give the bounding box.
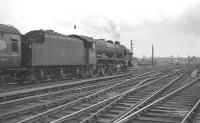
[130,40,134,57]
[171,55,173,64]
[152,45,154,66]
[177,55,179,64]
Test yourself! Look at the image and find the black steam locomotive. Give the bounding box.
[0,24,132,81]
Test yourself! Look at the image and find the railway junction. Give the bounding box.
[0,64,199,123]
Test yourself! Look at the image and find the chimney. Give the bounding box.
[107,40,113,43]
[114,41,120,44]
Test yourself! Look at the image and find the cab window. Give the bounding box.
[11,39,18,52]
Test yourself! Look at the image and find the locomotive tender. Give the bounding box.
[0,24,132,81]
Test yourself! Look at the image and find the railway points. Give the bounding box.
[116,76,200,123]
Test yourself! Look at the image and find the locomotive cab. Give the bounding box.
[68,35,97,65]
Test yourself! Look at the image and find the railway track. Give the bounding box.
[42,66,194,123]
[8,70,176,123]
[0,70,155,102]
[116,77,200,123]
[0,72,131,93]
[0,64,181,93]
[0,65,191,123]
[0,70,162,123]
[181,98,200,123]
[0,64,178,103]
[75,72,184,123]
[82,66,197,123]
[0,67,160,93]
[15,70,182,123]
[111,68,195,123]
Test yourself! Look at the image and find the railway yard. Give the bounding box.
[0,64,199,123]
[1,23,200,123]
[1,0,200,122]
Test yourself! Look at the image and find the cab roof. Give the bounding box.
[68,34,96,43]
[0,24,20,34]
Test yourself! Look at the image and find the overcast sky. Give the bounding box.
[0,0,200,57]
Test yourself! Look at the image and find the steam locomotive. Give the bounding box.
[0,24,132,81]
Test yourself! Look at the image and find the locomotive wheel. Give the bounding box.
[116,64,122,73]
[122,66,128,73]
[100,65,109,76]
[89,65,100,78]
[110,65,117,75]
[29,70,43,83]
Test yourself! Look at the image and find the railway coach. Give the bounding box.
[0,24,21,74]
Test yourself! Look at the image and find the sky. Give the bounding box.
[0,0,200,58]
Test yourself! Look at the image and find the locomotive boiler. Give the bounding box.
[93,39,132,76]
[95,39,128,58]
